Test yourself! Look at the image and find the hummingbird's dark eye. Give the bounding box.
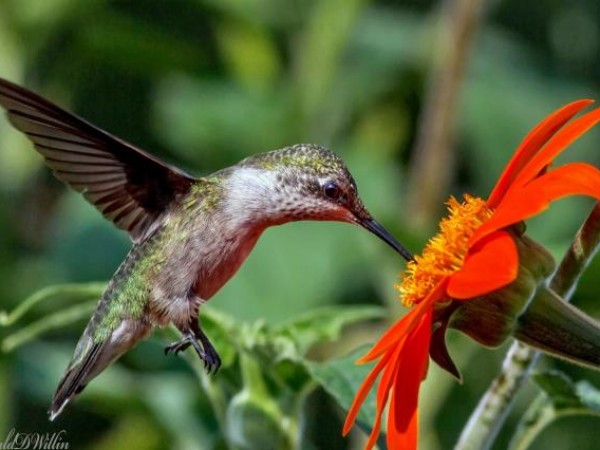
[323,181,342,200]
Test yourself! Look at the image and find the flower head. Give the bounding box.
[399,195,493,307]
[343,100,600,449]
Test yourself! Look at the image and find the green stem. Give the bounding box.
[2,301,96,352]
[237,353,302,450]
[550,203,600,295]
[509,406,600,450]
[0,282,105,326]
[455,203,600,450]
[406,0,484,227]
[239,352,269,398]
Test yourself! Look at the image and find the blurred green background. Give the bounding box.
[1,0,600,449]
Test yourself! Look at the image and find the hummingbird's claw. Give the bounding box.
[196,331,221,374]
[164,338,191,355]
[201,342,221,375]
[164,326,222,375]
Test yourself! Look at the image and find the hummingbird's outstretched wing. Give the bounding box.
[0,77,195,242]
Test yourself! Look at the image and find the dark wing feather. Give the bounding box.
[0,77,195,242]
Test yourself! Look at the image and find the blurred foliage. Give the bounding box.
[510,371,600,450]
[0,0,599,449]
[1,282,384,449]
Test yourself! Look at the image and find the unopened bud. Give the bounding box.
[225,353,291,449]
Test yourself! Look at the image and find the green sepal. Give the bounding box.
[447,233,556,348]
[514,285,600,370]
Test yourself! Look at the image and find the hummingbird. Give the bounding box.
[0,77,412,420]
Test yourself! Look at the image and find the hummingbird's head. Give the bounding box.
[227,144,412,260]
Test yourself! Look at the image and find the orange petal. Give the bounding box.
[358,278,448,364]
[387,385,401,445]
[364,408,383,450]
[343,347,395,436]
[511,106,600,190]
[448,231,518,299]
[388,388,419,450]
[487,100,593,208]
[472,162,600,244]
[386,309,432,450]
[365,344,404,449]
[523,162,600,200]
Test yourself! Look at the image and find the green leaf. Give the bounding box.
[509,371,600,450]
[200,305,387,399]
[307,345,386,449]
[576,381,600,412]
[275,305,385,355]
[531,371,585,409]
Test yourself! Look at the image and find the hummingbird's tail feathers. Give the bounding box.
[49,342,103,421]
[49,318,152,421]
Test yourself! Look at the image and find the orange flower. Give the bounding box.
[342,100,600,449]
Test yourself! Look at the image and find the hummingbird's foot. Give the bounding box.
[164,338,191,355]
[164,328,221,374]
[196,328,221,374]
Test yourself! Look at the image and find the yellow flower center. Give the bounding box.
[397,194,493,307]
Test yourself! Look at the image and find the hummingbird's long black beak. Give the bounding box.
[359,218,413,262]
